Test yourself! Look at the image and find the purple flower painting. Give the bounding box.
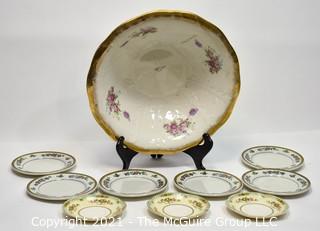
[195,39,202,48]
[163,118,192,137]
[193,38,223,74]
[205,47,222,74]
[106,86,130,121]
[163,108,199,136]
[106,86,121,117]
[120,26,157,48]
[189,108,199,116]
[123,111,130,121]
[132,27,157,37]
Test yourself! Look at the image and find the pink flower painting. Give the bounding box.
[106,86,121,117]
[205,47,222,74]
[163,118,192,137]
[163,108,199,136]
[106,86,130,121]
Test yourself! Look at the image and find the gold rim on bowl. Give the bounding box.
[87,10,240,154]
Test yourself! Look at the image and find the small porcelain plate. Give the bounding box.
[241,146,304,171]
[242,169,311,196]
[27,173,97,201]
[63,194,126,222]
[174,170,243,197]
[87,10,240,154]
[99,169,168,197]
[11,151,76,176]
[226,192,288,219]
[147,192,210,220]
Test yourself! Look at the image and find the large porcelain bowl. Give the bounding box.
[87,11,240,154]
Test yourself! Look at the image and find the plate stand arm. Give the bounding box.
[116,136,138,170]
[151,154,163,159]
[116,133,212,170]
[183,133,213,170]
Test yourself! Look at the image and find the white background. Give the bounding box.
[0,0,319,230]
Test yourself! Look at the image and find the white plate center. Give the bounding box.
[163,204,193,217]
[241,203,273,217]
[23,159,66,172]
[184,177,231,194]
[252,153,293,168]
[39,180,86,197]
[253,176,299,192]
[79,206,111,219]
[111,177,157,194]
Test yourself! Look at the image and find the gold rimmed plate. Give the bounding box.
[27,173,97,201]
[87,10,240,154]
[241,146,304,171]
[174,170,243,197]
[11,151,76,176]
[63,194,126,222]
[147,192,210,220]
[242,169,311,196]
[226,192,289,219]
[99,169,168,198]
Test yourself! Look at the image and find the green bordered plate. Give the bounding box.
[241,146,304,171]
[147,192,210,220]
[99,169,168,198]
[27,173,97,201]
[174,170,243,197]
[242,169,311,196]
[11,151,76,176]
[63,194,126,222]
[226,192,289,219]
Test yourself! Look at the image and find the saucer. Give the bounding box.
[87,10,240,154]
[147,192,210,219]
[63,194,126,221]
[241,146,304,171]
[242,169,311,196]
[12,151,76,176]
[226,192,289,219]
[99,169,167,198]
[174,170,243,197]
[27,173,97,201]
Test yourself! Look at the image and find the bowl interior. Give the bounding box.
[88,12,240,153]
[148,192,209,219]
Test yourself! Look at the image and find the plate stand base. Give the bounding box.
[116,133,213,170]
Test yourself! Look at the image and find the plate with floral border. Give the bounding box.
[11,151,76,176]
[147,192,210,220]
[99,169,168,198]
[87,10,240,155]
[27,173,97,201]
[63,194,126,222]
[241,146,304,171]
[242,169,311,196]
[174,170,243,197]
[226,192,289,219]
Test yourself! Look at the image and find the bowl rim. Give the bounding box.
[87,10,241,154]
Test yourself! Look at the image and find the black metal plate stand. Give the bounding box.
[116,133,213,170]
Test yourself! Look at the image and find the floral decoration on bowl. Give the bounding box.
[87,11,240,154]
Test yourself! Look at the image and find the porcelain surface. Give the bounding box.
[174,170,243,197]
[99,169,168,197]
[63,194,126,221]
[11,151,76,176]
[147,192,210,219]
[242,169,311,196]
[87,11,240,154]
[226,192,288,219]
[27,173,97,201]
[241,146,304,171]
